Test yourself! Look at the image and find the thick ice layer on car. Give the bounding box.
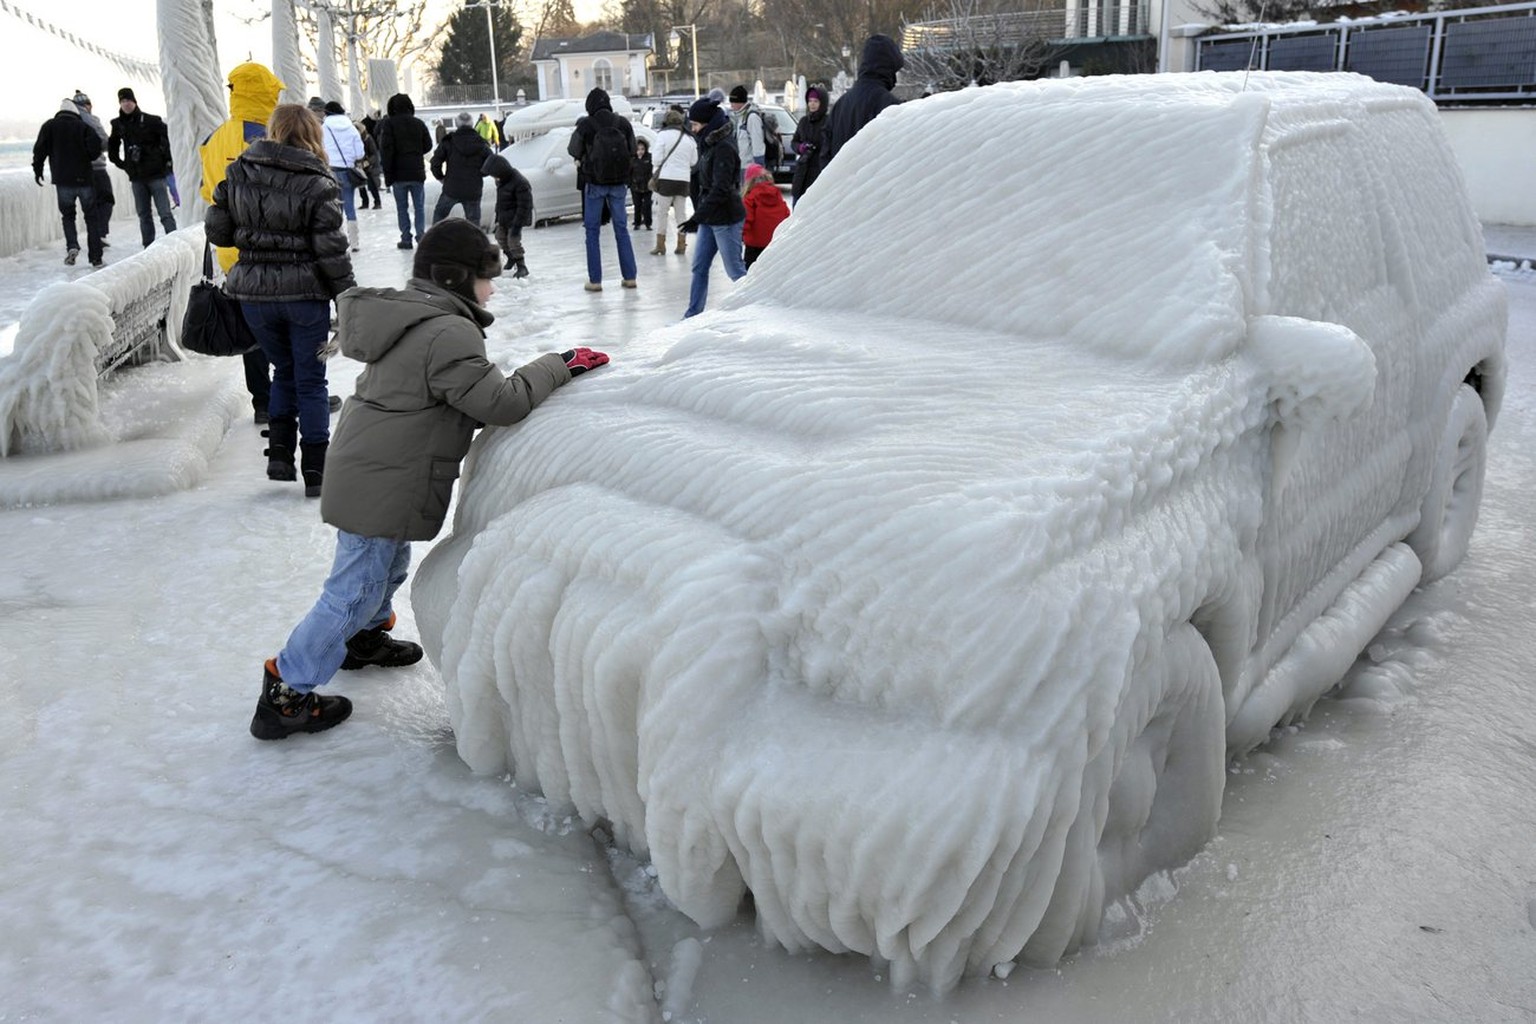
[413,73,1505,991]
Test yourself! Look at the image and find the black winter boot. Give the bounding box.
[300,441,327,499]
[341,613,424,670]
[264,418,297,482]
[250,660,352,740]
[513,259,529,279]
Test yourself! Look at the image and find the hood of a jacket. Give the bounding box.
[482,152,514,180]
[323,113,355,134]
[227,62,285,125]
[805,86,829,119]
[702,118,733,148]
[240,138,331,176]
[858,34,905,89]
[585,88,613,115]
[386,93,415,117]
[336,281,494,364]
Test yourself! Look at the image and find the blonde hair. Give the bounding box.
[741,165,774,197]
[266,104,326,160]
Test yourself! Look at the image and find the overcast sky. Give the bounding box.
[1,0,603,140]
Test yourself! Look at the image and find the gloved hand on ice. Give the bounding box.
[560,347,609,376]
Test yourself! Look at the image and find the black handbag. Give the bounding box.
[180,242,259,357]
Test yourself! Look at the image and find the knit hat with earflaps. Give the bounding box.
[413,220,502,303]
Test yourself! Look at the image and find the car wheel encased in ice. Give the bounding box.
[1410,383,1488,583]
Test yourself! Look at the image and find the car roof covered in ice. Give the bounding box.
[725,71,1435,368]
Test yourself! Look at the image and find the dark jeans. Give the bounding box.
[90,168,115,239]
[331,168,357,221]
[241,300,332,445]
[243,346,271,414]
[392,181,425,242]
[55,184,102,261]
[432,190,481,227]
[582,183,637,284]
[130,177,177,246]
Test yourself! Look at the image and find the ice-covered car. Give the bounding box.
[414,73,1506,991]
[499,123,658,225]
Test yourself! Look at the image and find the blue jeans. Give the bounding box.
[685,221,747,318]
[131,177,177,246]
[241,300,332,444]
[331,168,357,220]
[392,181,425,242]
[277,531,412,691]
[55,184,102,261]
[582,183,637,284]
[432,190,482,227]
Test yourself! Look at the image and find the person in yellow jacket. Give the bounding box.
[474,112,501,147]
[199,62,284,425]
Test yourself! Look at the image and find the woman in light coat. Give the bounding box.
[319,100,366,249]
[649,107,698,256]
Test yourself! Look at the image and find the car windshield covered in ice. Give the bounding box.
[413,73,1507,992]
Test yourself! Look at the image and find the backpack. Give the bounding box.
[586,117,632,184]
[755,109,784,167]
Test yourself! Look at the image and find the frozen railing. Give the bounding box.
[0,227,203,457]
[0,165,144,260]
[1197,0,1536,102]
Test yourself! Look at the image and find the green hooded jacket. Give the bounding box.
[321,280,570,541]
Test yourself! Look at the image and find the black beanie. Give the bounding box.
[118,87,136,103]
[413,220,502,302]
[324,100,345,116]
[729,85,748,103]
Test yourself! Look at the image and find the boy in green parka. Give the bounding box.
[251,219,610,739]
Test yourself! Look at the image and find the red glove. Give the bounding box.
[560,347,609,376]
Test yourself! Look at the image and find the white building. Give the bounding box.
[531,32,655,100]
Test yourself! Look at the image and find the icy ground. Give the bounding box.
[0,207,1533,1022]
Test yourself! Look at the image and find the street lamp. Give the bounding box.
[464,0,509,113]
[669,25,700,97]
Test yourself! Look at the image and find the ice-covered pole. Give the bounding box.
[157,0,227,226]
[273,0,307,105]
[346,15,366,116]
[317,6,342,102]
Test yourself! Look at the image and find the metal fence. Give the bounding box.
[1197,1,1536,101]
[100,278,174,378]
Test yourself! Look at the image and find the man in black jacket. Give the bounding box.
[822,34,905,169]
[109,87,177,247]
[377,92,434,250]
[429,111,491,227]
[32,98,104,266]
[567,88,638,291]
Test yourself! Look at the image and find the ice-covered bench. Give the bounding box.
[0,227,203,457]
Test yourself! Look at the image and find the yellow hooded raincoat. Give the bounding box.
[199,62,285,272]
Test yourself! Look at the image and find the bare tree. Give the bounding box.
[758,0,909,78]
[901,0,1073,89]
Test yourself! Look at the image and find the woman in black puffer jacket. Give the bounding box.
[206,104,356,496]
